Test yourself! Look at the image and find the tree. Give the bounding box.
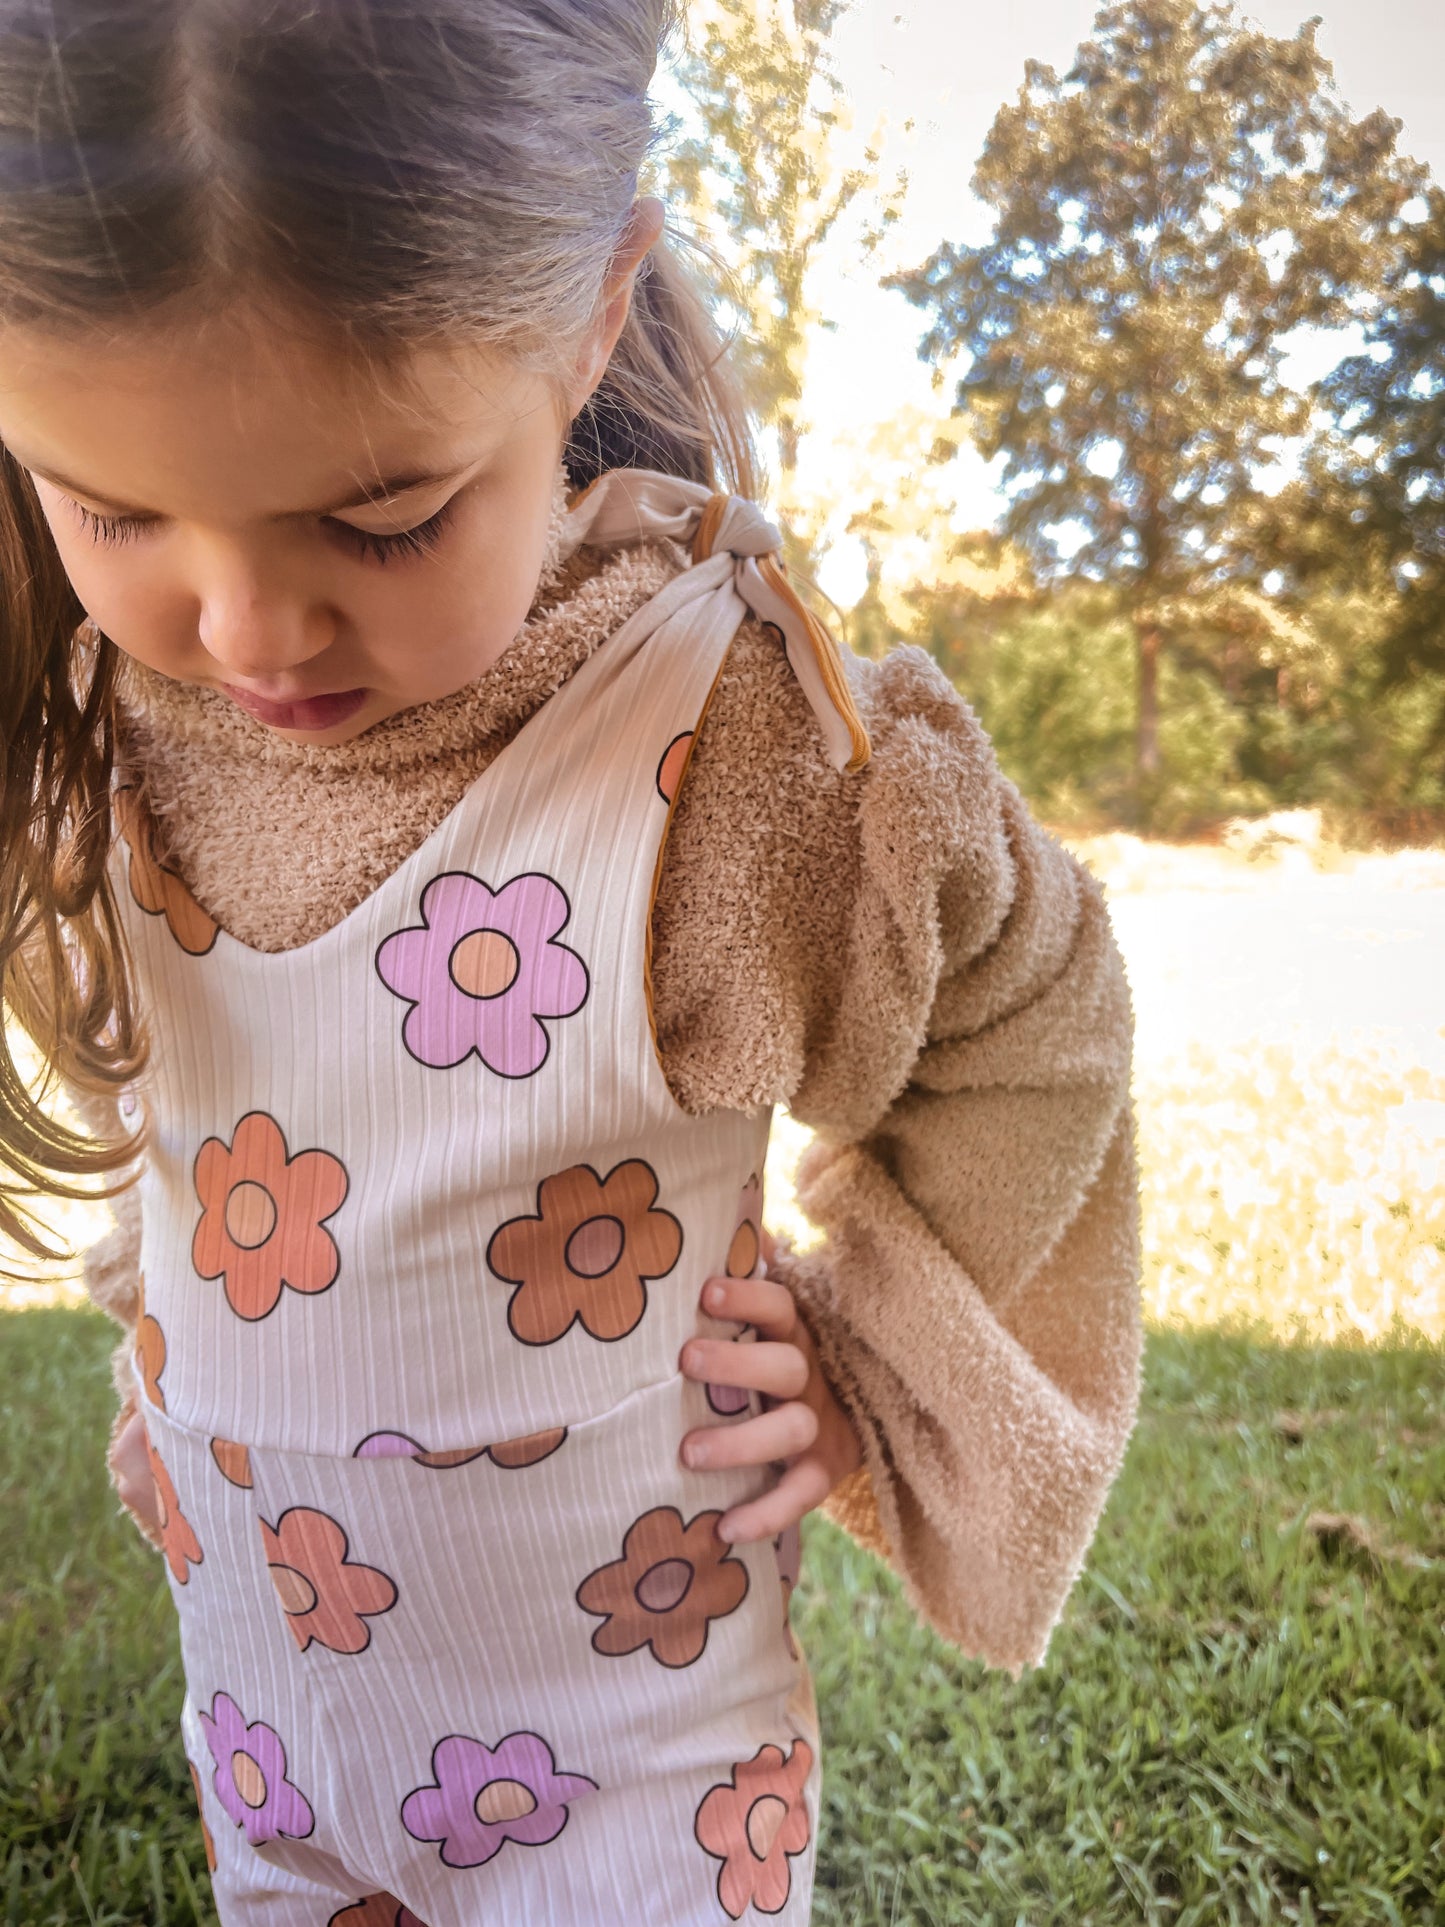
[666,0,901,505]
[1281,181,1445,784]
[889,0,1426,823]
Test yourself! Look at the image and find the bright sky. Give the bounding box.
[778,1,1445,601]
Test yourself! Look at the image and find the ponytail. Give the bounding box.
[565,231,759,499]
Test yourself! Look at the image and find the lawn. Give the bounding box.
[3,834,1443,1923]
[3,1310,1441,1925]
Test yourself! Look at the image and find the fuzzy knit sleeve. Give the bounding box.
[656,627,1142,1679]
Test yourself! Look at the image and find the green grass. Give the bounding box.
[2,1307,1441,1925]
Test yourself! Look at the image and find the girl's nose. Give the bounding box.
[195,554,337,681]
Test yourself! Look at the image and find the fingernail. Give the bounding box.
[685,1439,710,1469]
[681,1344,701,1376]
[704,1281,727,1312]
[716,1519,737,1542]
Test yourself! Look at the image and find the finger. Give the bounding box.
[682,1401,818,1472]
[718,1455,833,1545]
[700,1274,797,1338]
[681,1337,809,1402]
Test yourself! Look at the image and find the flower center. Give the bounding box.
[230,1750,269,1810]
[474,1777,538,1826]
[224,1181,278,1250]
[726,1218,760,1278]
[449,929,520,1000]
[564,1214,625,1279]
[268,1563,319,1617]
[746,1793,790,1862]
[635,1557,695,1614]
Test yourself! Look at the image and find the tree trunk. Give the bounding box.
[1137,621,1161,782]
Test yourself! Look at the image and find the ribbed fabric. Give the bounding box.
[119,488,825,1925]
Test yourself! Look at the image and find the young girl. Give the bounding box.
[0,2,1142,1921]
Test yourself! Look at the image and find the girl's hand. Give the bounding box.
[678,1234,863,1546]
[108,1403,162,1536]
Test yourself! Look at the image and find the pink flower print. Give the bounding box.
[401,1730,596,1870]
[199,1692,314,1847]
[376,870,588,1079]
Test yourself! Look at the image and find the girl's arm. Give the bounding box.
[657,624,1142,1681]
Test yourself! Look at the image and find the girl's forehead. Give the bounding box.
[0,310,557,516]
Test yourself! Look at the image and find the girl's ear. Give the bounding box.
[566,197,667,413]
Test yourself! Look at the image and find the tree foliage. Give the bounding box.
[666,0,901,489]
[889,0,1427,823]
[1269,181,1445,777]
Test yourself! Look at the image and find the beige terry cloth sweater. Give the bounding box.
[85,484,1142,1681]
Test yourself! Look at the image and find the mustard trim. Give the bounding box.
[642,638,737,1073]
[691,492,730,566]
[756,552,871,771]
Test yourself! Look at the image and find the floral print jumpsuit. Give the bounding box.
[118,473,869,1925]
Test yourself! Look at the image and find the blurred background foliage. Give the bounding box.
[665,0,1445,838]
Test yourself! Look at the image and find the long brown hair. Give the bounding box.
[0,0,755,1264]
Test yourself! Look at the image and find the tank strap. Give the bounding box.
[562,469,870,774]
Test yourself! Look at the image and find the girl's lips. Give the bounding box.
[222,685,369,732]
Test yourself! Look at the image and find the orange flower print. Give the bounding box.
[726,1173,764,1281]
[656,730,694,804]
[576,1506,748,1669]
[135,1275,166,1409]
[114,784,218,956]
[329,1897,428,1927]
[487,1159,682,1346]
[259,1507,398,1655]
[187,1758,218,1874]
[695,1740,814,1920]
[210,1437,254,1488]
[192,1111,349,1322]
[145,1430,203,1585]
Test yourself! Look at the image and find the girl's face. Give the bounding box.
[0,307,591,744]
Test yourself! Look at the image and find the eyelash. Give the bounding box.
[68,496,459,566]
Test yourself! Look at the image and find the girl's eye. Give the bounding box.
[68,496,459,565]
[324,497,459,566]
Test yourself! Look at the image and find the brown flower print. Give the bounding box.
[187,1758,218,1874]
[114,784,218,956]
[135,1275,166,1409]
[259,1507,398,1655]
[487,1158,682,1345]
[210,1437,254,1487]
[576,1505,748,1669]
[192,1111,349,1322]
[329,1898,428,1927]
[352,1426,567,1470]
[694,1739,814,1920]
[145,1431,203,1585]
[486,1425,568,1469]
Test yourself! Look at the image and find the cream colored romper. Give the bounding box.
[119,474,868,1927]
